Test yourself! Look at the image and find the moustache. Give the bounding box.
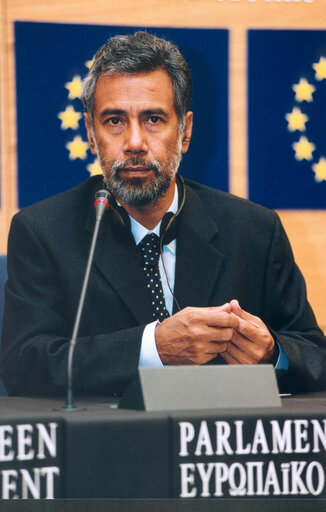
[112,157,161,174]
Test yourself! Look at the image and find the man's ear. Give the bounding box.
[84,113,97,155]
[181,111,193,154]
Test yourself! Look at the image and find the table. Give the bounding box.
[1,393,326,504]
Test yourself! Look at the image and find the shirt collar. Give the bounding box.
[129,184,178,254]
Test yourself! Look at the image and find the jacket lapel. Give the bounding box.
[85,186,153,325]
[174,185,224,312]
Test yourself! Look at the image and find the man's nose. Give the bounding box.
[124,121,148,154]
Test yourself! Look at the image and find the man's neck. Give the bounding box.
[118,178,176,230]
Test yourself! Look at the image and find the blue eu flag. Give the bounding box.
[248,30,326,209]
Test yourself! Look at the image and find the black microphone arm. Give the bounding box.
[64,189,110,410]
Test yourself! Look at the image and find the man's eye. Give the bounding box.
[149,116,160,124]
[108,117,121,125]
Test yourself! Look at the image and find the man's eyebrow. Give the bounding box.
[142,109,169,117]
[98,108,126,119]
[98,108,169,118]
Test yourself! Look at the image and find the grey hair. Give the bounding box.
[81,31,192,127]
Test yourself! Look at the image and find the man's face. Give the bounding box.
[85,69,192,206]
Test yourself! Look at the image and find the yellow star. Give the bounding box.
[312,56,326,81]
[292,78,316,102]
[65,75,82,100]
[87,159,102,176]
[292,136,315,161]
[285,107,309,132]
[312,157,326,182]
[66,136,89,160]
[58,106,82,130]
[85,58,94,69]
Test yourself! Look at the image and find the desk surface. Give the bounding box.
[1,391,326,417]
[1,393,326,502]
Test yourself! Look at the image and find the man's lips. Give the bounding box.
[120,166,154,176]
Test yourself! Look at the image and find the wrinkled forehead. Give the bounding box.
[93,70,176,113]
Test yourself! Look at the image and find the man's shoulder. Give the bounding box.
[185,179,277,222]
[14,176,102,222]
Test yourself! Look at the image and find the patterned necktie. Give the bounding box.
[138,233,170,321]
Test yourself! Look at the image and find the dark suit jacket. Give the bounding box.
[1,176,326,396]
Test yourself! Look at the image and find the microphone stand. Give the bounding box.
[62,190,109,411]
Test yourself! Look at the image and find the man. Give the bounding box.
[1,32,325,396]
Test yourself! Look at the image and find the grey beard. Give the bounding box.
[100,153,182,206]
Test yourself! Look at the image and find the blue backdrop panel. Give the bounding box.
[248,30,326,209]
[15,22,228,208]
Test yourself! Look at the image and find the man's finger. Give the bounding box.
[219,348,241,365]
[236,317,264,343]
[230,299,242,317]
[230,299,261,328]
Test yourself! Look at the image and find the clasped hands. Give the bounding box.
[155,300,276,366]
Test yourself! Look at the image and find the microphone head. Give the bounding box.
[94,189,110,220]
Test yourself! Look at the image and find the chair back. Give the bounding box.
[0,254,8,395]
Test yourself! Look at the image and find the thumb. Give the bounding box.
[230,299,261,327]
[217,302,232,313]
[230,299,242,317]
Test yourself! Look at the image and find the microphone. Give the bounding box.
[94,189,110,220]
[63,189,110,410]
